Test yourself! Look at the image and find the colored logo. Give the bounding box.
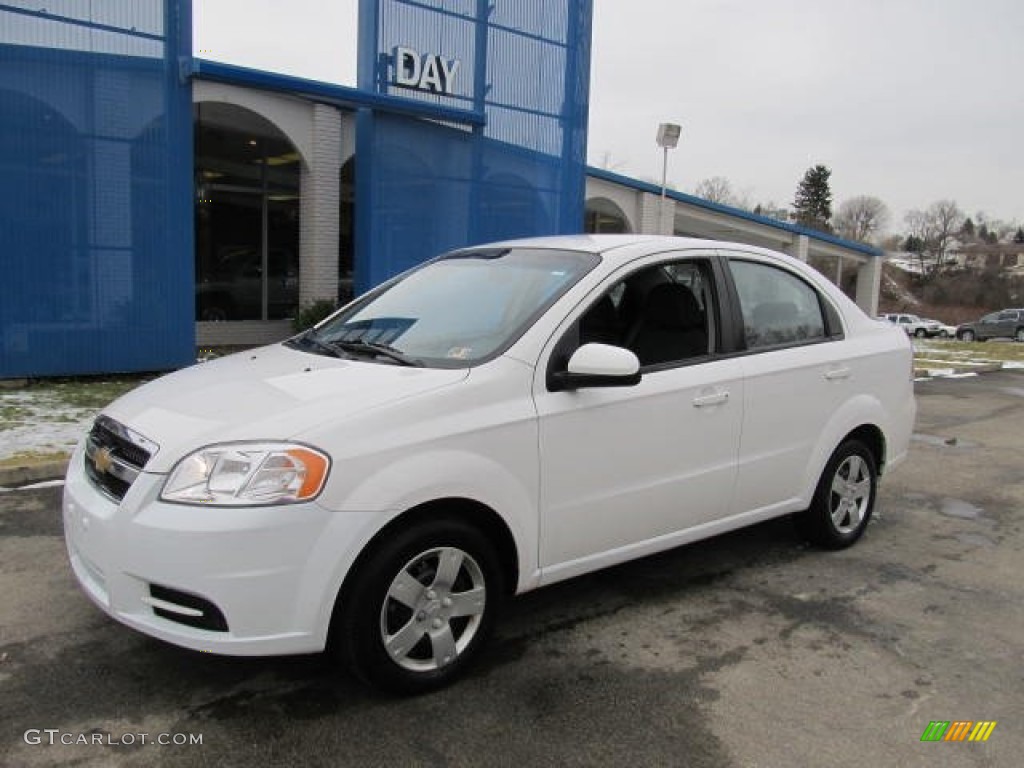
[920,721,997,742]
[93,447,114,475]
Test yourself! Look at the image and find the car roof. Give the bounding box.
[458,234,800,270]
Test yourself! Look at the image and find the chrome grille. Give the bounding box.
[84,416,157,501]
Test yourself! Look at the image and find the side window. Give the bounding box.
[729,260,827,349]
[577,260,713,367]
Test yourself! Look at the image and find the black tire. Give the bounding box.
[1015,327,1024,343]
[915,328,927,338]
[795,439,877,550]
[958,330,976,342]
[333,517,503,694]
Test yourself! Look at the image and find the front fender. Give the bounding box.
[300,447,540,650]
[347,446,537,581]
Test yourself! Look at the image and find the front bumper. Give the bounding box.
[62,444,375,656]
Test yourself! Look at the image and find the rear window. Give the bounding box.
[729,260,828,349]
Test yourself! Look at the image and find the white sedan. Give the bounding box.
[63,235,916,692]
[920,318,958,338]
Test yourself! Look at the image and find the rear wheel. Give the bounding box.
[1015,327,1024,343]
[915,328,927,338]
[333,517,503,694]
[795,439,877,550]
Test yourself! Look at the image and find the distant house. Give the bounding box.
[952,243,1024,271]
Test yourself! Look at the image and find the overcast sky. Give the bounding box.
[194,0,1024,230]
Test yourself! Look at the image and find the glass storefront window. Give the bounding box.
[194,103,301,321]
[339,157,355,306]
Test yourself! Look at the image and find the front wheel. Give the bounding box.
[333,517,503,694]
[958,330,976,342]
[1015,328,1024,343]
[795,440,877,550]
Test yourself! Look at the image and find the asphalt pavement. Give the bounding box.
[1,372,1022,767]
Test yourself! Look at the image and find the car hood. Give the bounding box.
[102,344,469,473]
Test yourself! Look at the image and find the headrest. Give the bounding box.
[644,283,702,328]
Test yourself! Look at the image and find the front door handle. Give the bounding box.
[824,367,851,381]
[693,391,730,407]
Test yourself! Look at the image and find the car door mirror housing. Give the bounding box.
[550,343,642,391]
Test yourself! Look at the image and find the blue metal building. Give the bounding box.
[0,0,594,377]
[1,1,883,379]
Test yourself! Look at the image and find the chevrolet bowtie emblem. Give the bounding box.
[94,447,114,475]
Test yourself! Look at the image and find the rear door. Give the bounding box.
[722,254,852,517]
[994,310,1020,339]
[976,312,1002,339]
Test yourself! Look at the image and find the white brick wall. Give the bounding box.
[638,192,674,235]
[855,256,882,316]
[299,104,343,308]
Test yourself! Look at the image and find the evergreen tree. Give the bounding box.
[1014,227,1024,244]
[793,164,833,232]
[904,234,925,254]
[961,217,975,238]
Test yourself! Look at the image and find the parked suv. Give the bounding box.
[956,309,1024,342]
[879,313,942,338]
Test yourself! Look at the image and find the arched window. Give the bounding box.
[584,197,631,234]
[194,102,302,321]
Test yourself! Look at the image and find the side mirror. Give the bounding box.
[549,343,641,391]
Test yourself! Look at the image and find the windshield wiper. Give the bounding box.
[330,339,423,367]
[287,330,351,359]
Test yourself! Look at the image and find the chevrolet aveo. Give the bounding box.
[63,235,916,693]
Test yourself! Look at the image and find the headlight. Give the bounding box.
[161,442,330,506]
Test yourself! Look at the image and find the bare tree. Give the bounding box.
[833,196,890,243]
[597,151,625,172]
[929,200,964,269]
[693,176,734,205]
[903,200,963,273]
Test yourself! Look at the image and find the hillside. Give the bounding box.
[877,262,1023,325]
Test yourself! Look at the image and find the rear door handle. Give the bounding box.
[824,366,851,381]
[693,391,730,407]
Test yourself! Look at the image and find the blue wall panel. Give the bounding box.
[356,0,593,293]
[0,1,194,377]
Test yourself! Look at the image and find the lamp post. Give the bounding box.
[656,122,681,234]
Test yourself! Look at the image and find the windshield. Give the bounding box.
[308,248,600,367]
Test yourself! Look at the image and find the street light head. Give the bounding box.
[656,122,681,149]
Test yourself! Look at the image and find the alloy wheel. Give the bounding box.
[379,546,487,672]
[829,455,872,534]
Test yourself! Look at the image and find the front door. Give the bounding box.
[533,256,743,582]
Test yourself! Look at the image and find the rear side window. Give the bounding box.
[729,260,828,349]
